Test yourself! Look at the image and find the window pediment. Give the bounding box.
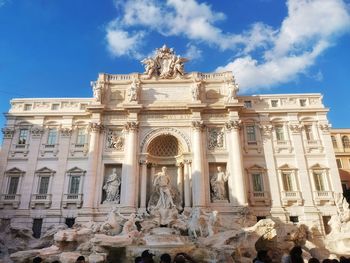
[66,167,86,175]
[35,167,56,175]
[5,167,25,175]
[278,164,297,170]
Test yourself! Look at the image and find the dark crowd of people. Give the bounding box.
[31,247,350,263]
[134,250,197,263]
[253,246,350,263]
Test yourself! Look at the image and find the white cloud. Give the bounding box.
[217,0,350,91]
[106,20,145,58]
[184,44,202,60]
[106,0,350,91]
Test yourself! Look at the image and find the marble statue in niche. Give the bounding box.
[103,168,121,203]
[208,128,224,150]
[91,81,102,102]
[210,166,229,201]
[147,166,182,225]
[106,130,124,150]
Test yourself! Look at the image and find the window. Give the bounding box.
[331,136,337,148]
[244,101,252,108]
[24,104,32,111]
[32,219,43,239]
[282,172,294,191]
[69,175,80,194]
[304,125,314,141]
[289,216,299,224]
[246,125,256,144]
[18,129,28,144]
[65,218,75,228]
[47,129,57,146]
[76,128,86,145]
[8,176,19,195]
[252,173,264,192]
[271,100,278,107]
[336,159,342,168]
[275,125,285,141]
[300,99,307,107]
[342,136,350,148]
[51,104,59,110]
[38,176,50,194]
[313,171,325,191]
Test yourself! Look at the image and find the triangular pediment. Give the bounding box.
[278,164,296,170]
[6,167,25,174]
[310,163,328,170]
[247,164,266,170]
[35,167,55,174]
[66,166,85,174]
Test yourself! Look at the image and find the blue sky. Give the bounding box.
[0,0,350,139]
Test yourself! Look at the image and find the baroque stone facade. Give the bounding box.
[0,47,343,241]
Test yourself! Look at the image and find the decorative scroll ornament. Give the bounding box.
[141,45,188,79]
[31,127,45,137]
[191,120,205,131]
[225,120,241,131]
[106,130,124,150]
[60,128,73,137]
[124,121,139,132]
[208,128,224,150]
[89,122,104,133]
[1,127,15,139]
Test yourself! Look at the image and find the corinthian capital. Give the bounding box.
[191,120,205,131]
[259,124,273,136]
[319,123,331,133]
[88,122,104,133]
[60,127,73,137]
[124,121,139,132]
[225,120,241,131]
[289,124,302,133]
[1,127,15,139]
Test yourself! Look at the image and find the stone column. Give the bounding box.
[259,122,285,219]
[0,128,15,191]
[289,122,314,207]
[191,121,206,207]
[225,120,247,206]
[83,122,103,209]
[177,163,184,203]
[319,123,343,193]
[51,127,72,209]
[139,160,148,210]
[183,160,191,208]
[19,123,44,209]
[120,121,139,209]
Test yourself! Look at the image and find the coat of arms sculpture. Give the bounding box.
[141,45,188,79]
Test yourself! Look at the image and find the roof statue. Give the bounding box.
[141,45,188,79]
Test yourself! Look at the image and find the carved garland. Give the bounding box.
[2,128,15,139]
[225,120,241,131]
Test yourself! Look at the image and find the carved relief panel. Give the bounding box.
[207,127,225,151]
[106,129,124,151]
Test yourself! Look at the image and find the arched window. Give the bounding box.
[331,136,337,148]
[342,136,350,148]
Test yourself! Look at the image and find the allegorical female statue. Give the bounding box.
[103,168,121,203]
[210,166,229,201]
